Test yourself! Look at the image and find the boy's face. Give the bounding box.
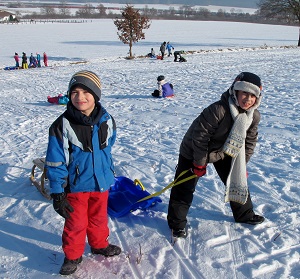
[70,86,95,116]
[236,90,257,110]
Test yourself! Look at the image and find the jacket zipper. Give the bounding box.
[73,165,80,185]
[88,126,93,152]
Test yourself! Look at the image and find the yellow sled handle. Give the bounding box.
[134,179,146,191]
[136,170,197,203]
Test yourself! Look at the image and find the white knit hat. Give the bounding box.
[233,72,262,98]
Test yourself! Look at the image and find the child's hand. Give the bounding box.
[191,164,206,177]
[51,193,74,219]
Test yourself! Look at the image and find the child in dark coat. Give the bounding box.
[160,42,166,60]
[174,50,186,62]
[21,52,28,69]
[45,71,121,275]
[167,72,265,238]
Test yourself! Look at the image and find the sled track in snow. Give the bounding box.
[171,233,206,279]
[110,217,144,279]
[110,212,207,279]
[225,223,244,278]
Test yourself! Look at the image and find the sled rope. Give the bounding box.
[137,170,197,202]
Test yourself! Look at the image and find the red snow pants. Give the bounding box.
[62,191,109,260]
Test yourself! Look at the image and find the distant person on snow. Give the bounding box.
[36,52,41,67]
[174,50,186,62]
[166,42,174,56]
[45,71,121,276]
[14,52,19,68]
[160,41,166,60]
[29,53,37,68]
[147,48,156,58]
[21,52,28,69]
[167,72,265,239]
[152,75,174,98]
[43,52,48,66]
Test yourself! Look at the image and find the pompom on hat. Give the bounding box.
[232,72,262,98]
[68,70,102,102]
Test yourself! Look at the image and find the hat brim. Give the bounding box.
[234,81,260,97]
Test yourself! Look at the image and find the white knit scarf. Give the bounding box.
[222,89,261,204]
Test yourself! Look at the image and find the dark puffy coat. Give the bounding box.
[179,90,260,166]
[160,43,166,53]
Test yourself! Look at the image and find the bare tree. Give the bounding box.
[148,8,158,17]
[166,7,176,18]
[97,4,106,17]
[113,5,151,58]
[76,4,94,18]
[258,0,300,46]
[197,8,210,18]
[59,1,71,17]
[217,9,226,18]
[40,6,56,17]
[141,5,150,17]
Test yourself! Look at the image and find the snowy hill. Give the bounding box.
[0,19,299,279]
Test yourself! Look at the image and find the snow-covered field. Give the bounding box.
[0,19,298,68]
[0,19,299,279]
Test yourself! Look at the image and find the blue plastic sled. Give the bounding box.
[4,66,19,70]
[108,176,162,218]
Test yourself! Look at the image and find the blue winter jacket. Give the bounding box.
[158,80,174,98]
[166,43,173,51]
[162,83,174,97]
[45,105,116,194]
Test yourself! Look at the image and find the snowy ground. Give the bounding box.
[0,19,299,279]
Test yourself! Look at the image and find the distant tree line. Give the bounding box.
[9,1,298,27]
[19,3,110,20]
[8,0,259,9]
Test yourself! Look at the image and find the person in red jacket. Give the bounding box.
[43,52,48,66]
[14,52,19,68]
[167,72,265,238]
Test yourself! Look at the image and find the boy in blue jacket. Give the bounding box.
[45,70,121,276]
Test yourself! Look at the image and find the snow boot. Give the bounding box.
[172,227,188,238]
[240,215,265,225]
[91,244,121,257]
[59,256,82,275]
